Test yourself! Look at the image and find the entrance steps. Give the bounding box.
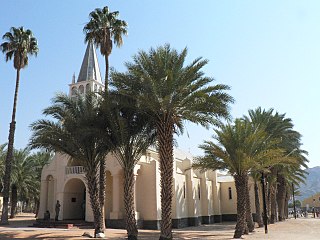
[33,219,93,229]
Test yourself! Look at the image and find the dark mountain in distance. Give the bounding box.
[297,166,320,201]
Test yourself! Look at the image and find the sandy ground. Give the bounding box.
[0,213,319,239]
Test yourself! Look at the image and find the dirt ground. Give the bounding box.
[0,213,319,239]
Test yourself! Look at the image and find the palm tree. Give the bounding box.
[84,7,127,226]
[111,44,233,240]
[10,148,35,218]
[193,120,254,238]
[251,172,264,227]
[29,93,111,237]
[244,107,308,222]
[275,149,308,221]
[0,27,38,224]
[193,119,287,238]
[104,93,155,240]
[84,5,127,87]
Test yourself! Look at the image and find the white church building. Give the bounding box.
[38,43,256,229]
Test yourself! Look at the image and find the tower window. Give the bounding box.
[198,183,201,200]
[86,84,90,93]
[79,85,84,94]
[71,87,77,95]
[183,182,186,199]
[228,187,232,200]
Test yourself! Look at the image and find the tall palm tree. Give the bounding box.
[104,93,156,240]
[111,44,233,240]
[84,5,127,87]
[84,7,127,227]
[29,93,112,237]
[0,27,38,224]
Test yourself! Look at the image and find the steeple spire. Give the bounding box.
[72,73,75,84]
[77,41,102,83]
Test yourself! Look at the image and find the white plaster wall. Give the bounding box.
[119,172,125,215]
[201,177,213,217]
[39,152,69,219]
[193,177,202,217]
[173,173,188,219]
[220,182,237,214]
[105,171,113,219]
[40,148,261,223]
[213,183,221,215]
[219,178,256,215]
[136,160,159,220]
[186,169,195,218]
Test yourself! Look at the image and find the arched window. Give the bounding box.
[198,183,201,200]
[183,182,186,199]
[79,85,84,94]
[94,84,97,92]
[85,84,90,93]
[71,87,77,95]
[228,187,232,200]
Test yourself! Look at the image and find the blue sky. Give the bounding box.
[0,1,319,167]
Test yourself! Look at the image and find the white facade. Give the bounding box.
[39,148,253,228]
[38,43,256,229]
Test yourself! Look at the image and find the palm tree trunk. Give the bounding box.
[35,198,40,218]
[104,55,109,89]
[99,159,106,231]
[270,184,277,223]
[10,185,17,218]
[245,177,254,232]
[276,175,286,221]
[86,170,104,237]
[284,190,290,219]
[254,181,264,227]
[124,166,138,240]
[234,174,247,239]
[157,120,174,240]
[1,68,21,225]
[267,184,271,222]
[24,199,30,212]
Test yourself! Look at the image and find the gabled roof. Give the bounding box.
[77,42,102,83]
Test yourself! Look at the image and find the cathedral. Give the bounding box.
[38,43,256,229]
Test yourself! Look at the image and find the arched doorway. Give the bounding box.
[63,178,86,220]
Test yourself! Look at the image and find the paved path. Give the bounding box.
[0,213,319,239]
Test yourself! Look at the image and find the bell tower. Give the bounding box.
[69,42,104,96]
